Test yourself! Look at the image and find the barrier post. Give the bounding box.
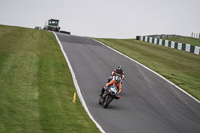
[73,92,76,103]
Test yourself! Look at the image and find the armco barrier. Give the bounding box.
[139,36,200,55]
[60,30,71,34]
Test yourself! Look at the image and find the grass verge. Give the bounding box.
[0,25,100,133]
[94,38,200,101]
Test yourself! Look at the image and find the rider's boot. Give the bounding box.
[115,95,120,100]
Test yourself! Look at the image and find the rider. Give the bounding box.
[101,76,122,99]
[108,66,124,82]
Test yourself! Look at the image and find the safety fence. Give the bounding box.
[138,36,200,55]
[147,34,183,39]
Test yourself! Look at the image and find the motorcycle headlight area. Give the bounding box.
[110,87,117,94]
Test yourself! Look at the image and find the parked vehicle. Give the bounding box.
[35,26,42,30]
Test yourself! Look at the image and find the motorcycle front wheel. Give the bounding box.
[103,95,113,108]
[99,97,103,105]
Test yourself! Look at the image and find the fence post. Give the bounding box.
[199,33,200,42]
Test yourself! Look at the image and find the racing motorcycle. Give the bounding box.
[99,85,119,108]
[107,73,123,83]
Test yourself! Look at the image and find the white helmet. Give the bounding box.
[115,76,121,84]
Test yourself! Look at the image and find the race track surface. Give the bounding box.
[56,32,200,133]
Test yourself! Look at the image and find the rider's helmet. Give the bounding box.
[116,66,123,74]
[115,76,121,84]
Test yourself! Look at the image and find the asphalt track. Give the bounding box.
[55,32,200,133]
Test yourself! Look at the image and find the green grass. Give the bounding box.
[94,38,200,101]
[163,36,200,47]
[0,25,100,133]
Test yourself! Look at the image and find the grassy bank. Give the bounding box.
[0,25,100,133]
[94,38,200,101]
[163,36,200,47]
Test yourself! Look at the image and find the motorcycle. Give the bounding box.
[107,73,123,83]
[99,85,119,108]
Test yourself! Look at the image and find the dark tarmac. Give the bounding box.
[56,32,200,133]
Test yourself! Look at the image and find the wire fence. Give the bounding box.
[191,33,200,40]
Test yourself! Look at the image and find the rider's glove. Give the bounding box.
[105,86,108,90]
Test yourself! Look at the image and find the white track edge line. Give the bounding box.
[53,33,106,133]
[93,39,200,104]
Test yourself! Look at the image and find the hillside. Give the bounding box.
[0,25,100,133]
[1,24,199,132]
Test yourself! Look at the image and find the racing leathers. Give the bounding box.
[108,69,124,83]
[101,78,122,98]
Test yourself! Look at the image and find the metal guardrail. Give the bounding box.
[60,31,71,35]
